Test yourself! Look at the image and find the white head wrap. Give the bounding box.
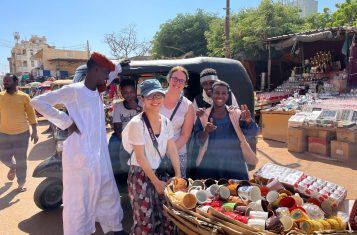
[108,63,122,84]
[200,75,219,84]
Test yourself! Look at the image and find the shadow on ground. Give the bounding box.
[28,138,55,161]
[257,148,301,169]
[0,182,12,196]
[0,189,20,211]
[258,137,288,149]
[289,151,357,170]
[18,176,132,235]
[18,208,63,235]
[258,138,357,170]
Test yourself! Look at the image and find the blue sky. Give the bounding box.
[0,0,346,74]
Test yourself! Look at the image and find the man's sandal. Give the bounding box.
[7,168,16,181]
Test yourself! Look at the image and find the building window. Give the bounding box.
[31,60,35,67]
[23,49,26,55]
[30,49,34,56]
[23,61,28,67]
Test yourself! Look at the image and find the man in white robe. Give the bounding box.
[31,52,126,235]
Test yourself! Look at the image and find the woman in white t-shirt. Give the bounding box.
[122,79,181,234]
[160,66,194,177]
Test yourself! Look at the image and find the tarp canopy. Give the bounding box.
[272,31,333,50]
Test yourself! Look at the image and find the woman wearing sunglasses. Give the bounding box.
[122,79,181,234]
[160,66,195,178]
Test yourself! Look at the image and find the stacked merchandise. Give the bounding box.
[288,97,357,128]
[265,95,313,113]
[256,91,292,106]
[164,163,356,235]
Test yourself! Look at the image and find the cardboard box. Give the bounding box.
[318,130,336,140]
[331,140,357,161]
[308,137,330,156]
[337,127,357,143]
[261,111,295,143]
[287,128,306,153]
[305,129,319,138]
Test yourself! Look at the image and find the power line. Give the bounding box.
[0,38,13,43]
[0,43,13,48]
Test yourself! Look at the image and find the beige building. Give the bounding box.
[280,0,318,18]
[31,47,88,79]
[7,35,51,77]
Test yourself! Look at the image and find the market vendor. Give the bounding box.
[194,81,259,180]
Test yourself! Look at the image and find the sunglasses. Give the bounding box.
[170,76,186,85]
[146,93,164,100]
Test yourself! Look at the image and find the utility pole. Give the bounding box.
[224,0,231,58]
[86,40,90,59]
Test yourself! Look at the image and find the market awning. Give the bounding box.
[266,26,357,51]
[272,31,333,50]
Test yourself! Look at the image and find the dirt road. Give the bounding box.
[0,120,356,234]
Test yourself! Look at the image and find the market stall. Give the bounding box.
[164,163,357,234]
[257,27,357,149]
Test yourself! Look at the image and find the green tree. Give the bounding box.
[151,9,218,58]
[328,0,357,27]
[206,0,304,59]
[303,0,357,30]
[303,8,332,30]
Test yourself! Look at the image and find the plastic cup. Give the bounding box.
[205,184,219,198]
[248,200,268,212]
[216,185,230,200]
[175,191,197,209]
[248,211,269,219]
[266,178,285,191]
[191,180,205,189]
[237,186,261,202]
[279,215,294,232]
[247,218,266,230]
[266,190,279,203]
[189,187,208,204]
[279,196,296,209]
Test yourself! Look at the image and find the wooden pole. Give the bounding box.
[86,40,90,59]
[268,42,272,91]
[224,0,231,58]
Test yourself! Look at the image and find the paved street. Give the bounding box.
[0,120,356,235]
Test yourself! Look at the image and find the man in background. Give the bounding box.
[0,73,38,192]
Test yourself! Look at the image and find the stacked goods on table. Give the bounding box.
[164,163,356,235]
[288,97,357,129]
[256,92,292,105]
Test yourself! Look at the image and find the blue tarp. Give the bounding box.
[43,70,51,77]
[59,71,69,78]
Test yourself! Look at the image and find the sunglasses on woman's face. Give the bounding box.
[146,93,164,100]
[170,76,186,85]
